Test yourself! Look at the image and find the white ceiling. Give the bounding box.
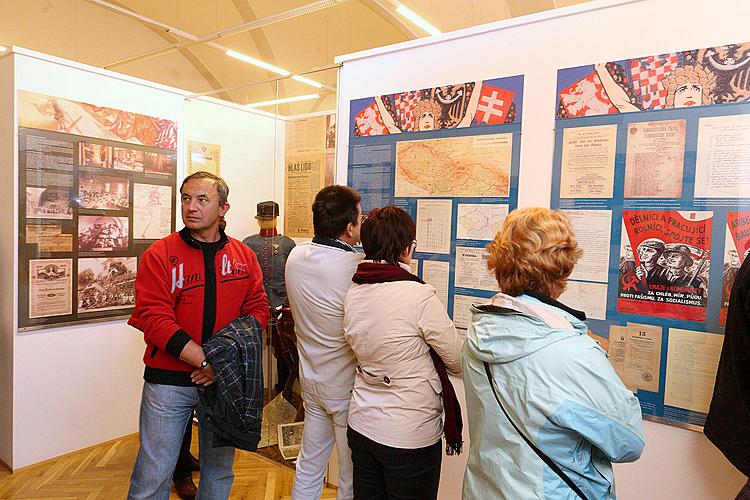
[0,0,591,115]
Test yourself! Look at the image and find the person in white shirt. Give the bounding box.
[285,185,363,500]
[343,206,462,500]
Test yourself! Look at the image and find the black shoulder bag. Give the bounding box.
[483,362,589,500]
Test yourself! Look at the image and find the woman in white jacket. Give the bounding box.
[343,206,463,500]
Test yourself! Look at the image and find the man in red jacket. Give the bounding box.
[127,171,269,499]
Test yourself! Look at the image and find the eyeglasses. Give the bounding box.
[411,240,418,252]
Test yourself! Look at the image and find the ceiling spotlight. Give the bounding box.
[291,75,324,89]
[225,49,324,89]
[246,93,321,108]
[395,4,441,36]
[226,49,290,77]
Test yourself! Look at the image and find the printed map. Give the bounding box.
[395,134,512,197]
[456,203,508,240]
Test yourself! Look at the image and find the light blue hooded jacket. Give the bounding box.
[462,293,644,500]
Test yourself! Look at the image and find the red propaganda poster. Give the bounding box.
[618,210,712,322]
[721,212,750,324]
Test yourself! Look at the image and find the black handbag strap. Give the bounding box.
[483,362,589,500]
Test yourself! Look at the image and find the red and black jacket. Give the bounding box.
[128,227,270,386]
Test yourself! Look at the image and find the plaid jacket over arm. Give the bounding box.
[199,315,264,451]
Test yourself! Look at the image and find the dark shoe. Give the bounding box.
[173,475,197,499]
[736,479,750,500]
[188,452,200,471]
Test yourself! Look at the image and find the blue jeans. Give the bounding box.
[128,382,235,500]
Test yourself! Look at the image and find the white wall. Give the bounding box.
[335,0,749,498]
[7,49,185,469]
[0,51,15,469]
[184,98,285,240]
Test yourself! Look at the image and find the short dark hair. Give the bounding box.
[361,206,415,264]
[180,171,229,205]
[312,185,361,238]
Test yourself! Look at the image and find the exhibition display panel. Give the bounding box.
[551,40,750,428]
[347,75,523,330]
[2,1,750,497]
[17,91,178,330]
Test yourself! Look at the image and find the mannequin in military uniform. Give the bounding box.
[243,201,296,392]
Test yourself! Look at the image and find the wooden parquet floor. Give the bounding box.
[0,426,338,499]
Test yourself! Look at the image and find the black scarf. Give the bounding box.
[352,261,463,455]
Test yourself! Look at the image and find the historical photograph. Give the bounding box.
[144,151,175,175]
[26,186,74,219]
[78,173,130,210]
[77,257,137,313]
[113,147,145,171]
[277,422,304,461]
[78,142,112,168]
[78,215,129,252]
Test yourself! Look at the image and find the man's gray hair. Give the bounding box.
[180,171,229,205]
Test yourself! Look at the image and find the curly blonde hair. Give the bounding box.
[662,65,717,107]
[486,207,582,298]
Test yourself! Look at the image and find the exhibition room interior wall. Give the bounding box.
[0,48,287,470]
[335,0,749,498]
[0,0,748,498]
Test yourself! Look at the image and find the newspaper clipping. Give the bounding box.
[624,119,686,198]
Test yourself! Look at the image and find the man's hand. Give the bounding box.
[191,363,215,386]
[635,264,648,281]
[179,340,215,386]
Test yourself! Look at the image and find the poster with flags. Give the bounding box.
[350,75,523,137]
[473,85,515,125]
[555,42,750,119]
[552,40,750,429]
[347,74,523,337]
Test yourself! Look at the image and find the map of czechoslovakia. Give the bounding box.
[395,133,512,197]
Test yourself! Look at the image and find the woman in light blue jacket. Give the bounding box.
[462,207,644,500]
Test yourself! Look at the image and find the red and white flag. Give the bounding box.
[474,85,514,125]
[559,72,617,117]
[354,102,386,136]
[393,91,420,131]
[630,54,679,110]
